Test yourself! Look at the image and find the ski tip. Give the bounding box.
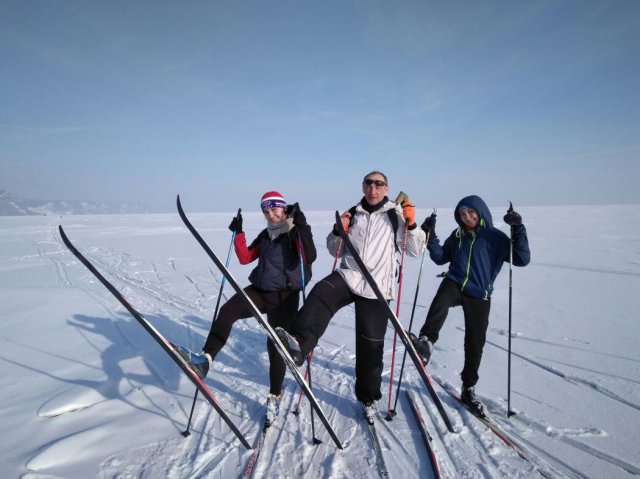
[58,225,71,246]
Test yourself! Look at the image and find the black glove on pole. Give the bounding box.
[228,210,243,233]
[421,212,437,236]
[287,202,307,227]
[503,203,522,226]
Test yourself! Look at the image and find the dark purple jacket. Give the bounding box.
[247,223,316,292]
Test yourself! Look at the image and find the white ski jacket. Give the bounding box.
[326,200,426,300]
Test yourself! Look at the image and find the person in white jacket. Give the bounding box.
[276,171,425,423]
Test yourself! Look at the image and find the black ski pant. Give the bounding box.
[203,285,300,395]
[419,278,490,389]
[290,271,389,404]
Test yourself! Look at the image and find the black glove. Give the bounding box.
[503,208,522,226]
[287,202,307,227]
[228,213,243,233]
[421,213,437,235]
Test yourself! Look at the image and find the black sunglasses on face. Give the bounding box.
[363,179,387,187]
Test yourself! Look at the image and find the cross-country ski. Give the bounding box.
[58,225,251,449]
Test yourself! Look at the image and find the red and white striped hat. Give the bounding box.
[260,191,287,212]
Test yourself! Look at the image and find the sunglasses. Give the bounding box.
[363,179,387,188]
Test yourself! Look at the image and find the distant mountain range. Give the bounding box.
[0,190,163,216]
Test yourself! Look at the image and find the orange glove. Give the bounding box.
[333,211,351,235]
[402,201,416,226]
[340,212,352,233]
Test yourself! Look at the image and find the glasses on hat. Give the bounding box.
[363,179,387,188]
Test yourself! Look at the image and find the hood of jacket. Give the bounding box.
[454,195,493,230]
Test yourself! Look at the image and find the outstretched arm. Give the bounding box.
[234,233,259,265]
[511,224,530,267]
[503,206,530,267]
[287,202,317,263]
[327,209,353,258]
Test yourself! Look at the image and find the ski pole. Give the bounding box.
[390,216,433,414]
[181,393,199,437]
[293,350,314,415]
[293,234,343,415]
[211,208,242,322]
[182,208,241,437]
[385,221,409,420]
[385,192,410,420]
[507,202,516,418]
[296,233,321,444]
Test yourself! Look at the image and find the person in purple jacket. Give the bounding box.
[176,191,316,427]
[411,195,530,416]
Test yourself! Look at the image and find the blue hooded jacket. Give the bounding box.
[427,195,530,299]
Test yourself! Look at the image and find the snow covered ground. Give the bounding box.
[1,204,639,478]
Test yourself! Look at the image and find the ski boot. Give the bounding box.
[274,327,304,367]
[174,345,211,380]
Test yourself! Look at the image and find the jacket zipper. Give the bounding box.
[460,231,476,292]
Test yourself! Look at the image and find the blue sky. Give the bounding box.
[1,1,639,212]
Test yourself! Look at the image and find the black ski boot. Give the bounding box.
[275,327,304,367]
[461,386,485,417]
[408,332,433,366]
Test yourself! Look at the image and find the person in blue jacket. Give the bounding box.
[411,195,530,416]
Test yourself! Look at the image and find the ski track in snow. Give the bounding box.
[491,328,640,364]
[483,394,640,476]
[324,315,639,477]
[481,328,640,412]
[86,248,205,316]
[449,324,640,476]
[432,376,582,479]
[531,261,640,278]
